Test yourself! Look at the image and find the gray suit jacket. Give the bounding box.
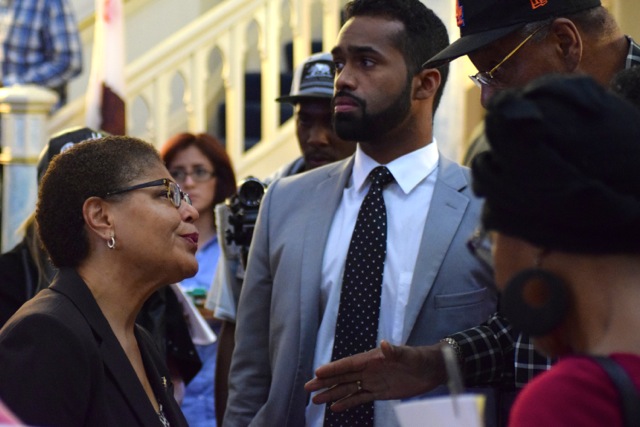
[224,154,497,427]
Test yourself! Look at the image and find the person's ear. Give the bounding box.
[414,67,441,101]
[550,18,583,72]
[83,196,115,242]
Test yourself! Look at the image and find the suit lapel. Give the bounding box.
[401,156,471,341]
[99,334,162,426]
[52,270,164,427]
[137,326,187,426]
[299,158,354,328]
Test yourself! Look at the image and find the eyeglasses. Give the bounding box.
[169,167,216,184]
[467,226,493,268]
[469,26,543,88]
[105,178,192,208]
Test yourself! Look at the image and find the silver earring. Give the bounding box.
[107,235,116,249]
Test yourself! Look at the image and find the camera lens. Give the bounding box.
[237,177,266,208]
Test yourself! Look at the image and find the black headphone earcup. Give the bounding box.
[501,268,570,337]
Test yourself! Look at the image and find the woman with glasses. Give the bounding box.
[160,132,236,427]
[161,132,236,305]
[0,136,196,426]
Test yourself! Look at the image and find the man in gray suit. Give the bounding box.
[223,1,497,426]
[305,4,640,425]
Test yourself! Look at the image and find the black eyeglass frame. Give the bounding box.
[104,178,192,208]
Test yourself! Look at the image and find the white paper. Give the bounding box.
[170,283,217,345]
[394,393,485,427]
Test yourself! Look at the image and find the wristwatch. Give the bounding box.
[440,337,464,365]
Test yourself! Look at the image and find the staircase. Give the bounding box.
[49,0,347,180]
[216,71,294,151]
[217,39,323,151]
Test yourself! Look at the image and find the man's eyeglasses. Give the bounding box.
[467,226,493,268]
[105,178,192,209]
[169,167,216,184]
[469,26,544,88]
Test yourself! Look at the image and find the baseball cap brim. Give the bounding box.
[423,22,525,69]
[276,91,333,104]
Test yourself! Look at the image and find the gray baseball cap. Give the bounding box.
[277,52,334,104]
[37,126,108,182]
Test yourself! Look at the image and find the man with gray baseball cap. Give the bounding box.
[272,52,355,177]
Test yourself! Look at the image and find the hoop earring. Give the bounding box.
[501,268,570,337]
[107,235,116,250]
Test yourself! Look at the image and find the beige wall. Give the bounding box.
[611,0,640,41]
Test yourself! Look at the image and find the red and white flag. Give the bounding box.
[85,0,126,135]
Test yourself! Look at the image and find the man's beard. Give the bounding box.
[333,76,412,143]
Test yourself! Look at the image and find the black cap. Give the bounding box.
[423,0,601,69]
[37,126,109,183]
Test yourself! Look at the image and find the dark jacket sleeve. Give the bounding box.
[0,242,37,328]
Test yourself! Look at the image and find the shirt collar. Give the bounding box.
[199,234,218,251]
[351,141,439,194]
[625,36,640,69]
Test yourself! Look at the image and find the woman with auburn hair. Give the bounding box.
[160,132,236,427]
[161,132,236,300]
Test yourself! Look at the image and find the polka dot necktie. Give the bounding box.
[324,166,394,427]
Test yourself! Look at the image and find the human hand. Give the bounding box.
[304,340,448,412]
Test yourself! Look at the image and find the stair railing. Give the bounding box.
[48,0,345,179]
